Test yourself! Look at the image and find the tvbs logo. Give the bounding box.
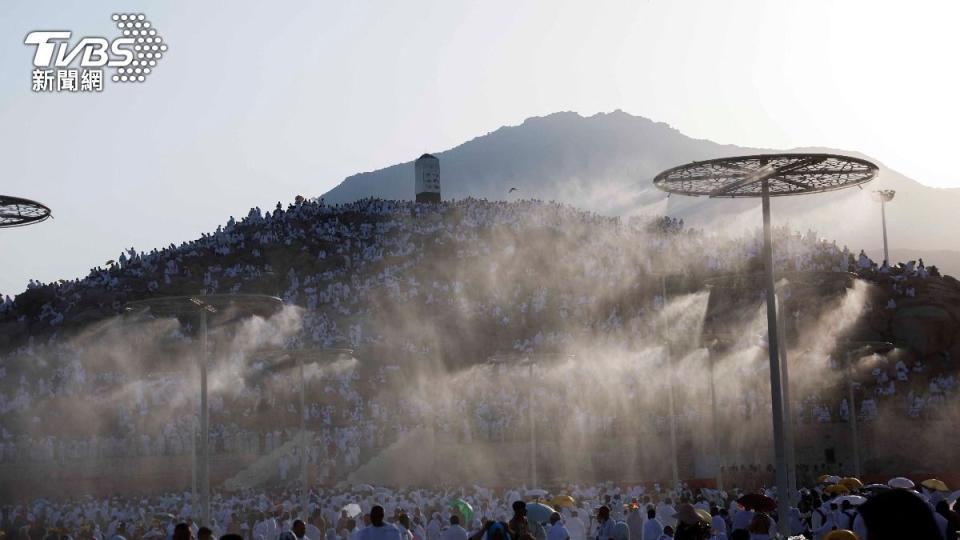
[26,31,135,68]
[25,14,167,92]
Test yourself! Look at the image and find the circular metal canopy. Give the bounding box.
[703,271,858,290]
[653,153,878,198]
[252,347,355,366]
[245,348,355,383]
[0,195,52,228]
[125,293,282,318]
[842,341,895,356]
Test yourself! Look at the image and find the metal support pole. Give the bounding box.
[529,362,537,488]
[847,354,861,477]
[199,308,210,526]
[880,200,889,265]
[761,180,790,539]
[776,291,797,504]
[662,274,680,489]
[191,423,197,499]
[300,353,309,518]
[708,345,723,491]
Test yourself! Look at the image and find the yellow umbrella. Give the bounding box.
[839,477,864,490]
[824,484,850,495]
[824,530,859,540]
[816,474,834,484]
[922,479,949,492]
[551,495,577,509]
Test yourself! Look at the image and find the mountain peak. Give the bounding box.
[320,112,960,274]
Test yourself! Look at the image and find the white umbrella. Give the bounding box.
[526,489,548,497]
[834,495,867,506]
[888,477,915,489]
[341,504,362,519]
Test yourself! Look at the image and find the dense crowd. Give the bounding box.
[2,476,959,540]
[0,199,955,481]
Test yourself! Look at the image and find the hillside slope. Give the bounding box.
[322,111,960,275]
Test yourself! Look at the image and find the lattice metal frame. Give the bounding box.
[125,293,282,318]
[703,270,858,291]
[248,347,355,376]
[122,293,282,527]
[0,195,52,228]
[654,153,878,198]
[487,351,575,366]
[842,341,895,357]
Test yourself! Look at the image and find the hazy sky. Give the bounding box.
[2,0,958,294]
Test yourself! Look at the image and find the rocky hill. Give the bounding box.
[322,111,960,276]
[1,198,959,486]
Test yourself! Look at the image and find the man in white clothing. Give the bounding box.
[654,500,676,530]
[641,509,662,540]
[566,510,586,540]
[359,507,401,540]
[625,508,644,540]
[306,514,324,540]
[440,516,467,540]
[547,513,569,540]
[426,514,442,540]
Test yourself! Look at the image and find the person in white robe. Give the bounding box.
[547,514,570,540]
[654,500,676,530]
[565,511,586,540]
[440,516,467,540]
[426,514,442,540]
[641,509,662,540]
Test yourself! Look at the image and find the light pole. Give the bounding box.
[125,293,283,526]
[528,361,536,487]
[703,335,725,491]
[776,290,797,502]
[872,190,895,265]
[247,347,355,516]
[840,341,893,478]
[659,273,680,489]
[488,353,538,487]
[488,352,573,488]
[705,271,859,501]
[654,153,878,538]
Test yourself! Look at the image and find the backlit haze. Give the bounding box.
[1,0,958,292]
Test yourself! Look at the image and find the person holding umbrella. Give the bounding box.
[669,504,710,540]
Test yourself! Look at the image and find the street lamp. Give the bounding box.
[487,352,573,488]
[656,273,681,489]
[247,347,355,517]
[871,190,895,266]
[125,293,283,526]
[704,270,860,504]
[701,282,796,498]
[655,154,878,537]
[701,332,726,491]
[839,341,894,478]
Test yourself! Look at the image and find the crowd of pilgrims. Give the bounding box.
[0,198,954,473]
[2,476,959,540]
